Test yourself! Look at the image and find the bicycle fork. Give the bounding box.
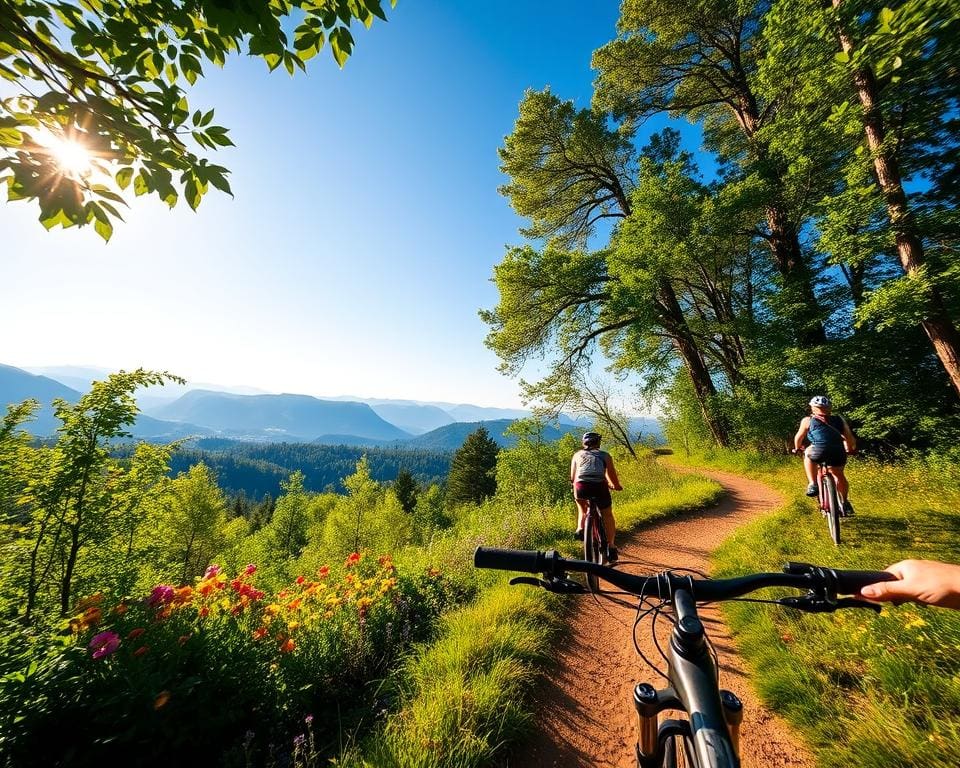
[634,684,743,767]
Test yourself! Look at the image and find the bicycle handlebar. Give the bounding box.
[473,547,895,602]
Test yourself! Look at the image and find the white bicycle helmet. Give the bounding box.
[809,395,832,408]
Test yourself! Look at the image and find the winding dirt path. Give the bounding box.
[509,467,814,768]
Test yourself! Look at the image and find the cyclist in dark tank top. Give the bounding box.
[793,395,858,514]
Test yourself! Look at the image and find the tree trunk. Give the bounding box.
[833,1,960,398]
[658,280,729,446]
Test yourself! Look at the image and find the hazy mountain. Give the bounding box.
[445,404,533,422]
[152,390,411,442]
[0,363,82,434]
[397,419,578,451]
[26,365,271,410]
[369,403,455,435]
[1,364,212,439]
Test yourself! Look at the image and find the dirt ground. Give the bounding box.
[507,467,814,768]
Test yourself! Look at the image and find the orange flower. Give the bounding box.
[253,626,268,640]
[296,575,306,585]
[317,566,330,578]
[345,552,361,568]
[112,602,128,616]
[154,690,171,709]
[286,598,302,612]
[280,638,295,653]
[127,627,146,640]
[75,592,104,611]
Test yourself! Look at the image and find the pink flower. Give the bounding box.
[245,563,257,575]
[204,564,222,578]
[147,585,175,607]
[89,631,120,659]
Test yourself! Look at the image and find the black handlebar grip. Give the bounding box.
[473,547,544,573]
[831,569,897,595]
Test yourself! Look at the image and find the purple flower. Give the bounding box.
[204,564,222,578]
[89,631,120,659]
[305,714,314,725]
[147,584,175,607]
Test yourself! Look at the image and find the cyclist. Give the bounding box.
[860,559,960,609]
[570,431,623,561]
[794,395,857,515]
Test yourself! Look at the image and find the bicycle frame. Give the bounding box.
[634,588,743,768]
[816,461,842,547]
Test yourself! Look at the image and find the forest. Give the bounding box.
[484,0,959,454]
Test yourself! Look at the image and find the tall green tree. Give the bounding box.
[446,427,499,506]
[265,470,310,561]
[591,0,828,346]
[158,461,231,584]
[392,468,418,515]
[14,369,180,622]
[0,0,395,238]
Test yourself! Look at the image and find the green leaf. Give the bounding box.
[94,217,113,242]
[0,127,23,147]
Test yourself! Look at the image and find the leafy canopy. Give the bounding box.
[0,0,395,240]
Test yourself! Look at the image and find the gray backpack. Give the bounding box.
[576,449,607,481]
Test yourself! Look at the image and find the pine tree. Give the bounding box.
[446,427,500,506]
[393,468,419,515]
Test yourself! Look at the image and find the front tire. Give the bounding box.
[663,735,689,768]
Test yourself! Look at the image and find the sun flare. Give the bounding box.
[35,130,96,180]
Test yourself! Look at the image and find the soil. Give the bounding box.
[507,467,814,768]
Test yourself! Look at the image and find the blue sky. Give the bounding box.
[2,1,688,408]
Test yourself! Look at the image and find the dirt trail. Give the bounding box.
[509,467,814,768]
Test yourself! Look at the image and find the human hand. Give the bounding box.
[609,483,622,491]
[859,559,960,609]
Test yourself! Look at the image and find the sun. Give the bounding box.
[34,129,97,180]
[49,137,94,179]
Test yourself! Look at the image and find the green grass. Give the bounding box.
[341,454,723,767]
[670,448,960,768]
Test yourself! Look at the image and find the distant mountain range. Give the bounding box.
[2,363,661,450]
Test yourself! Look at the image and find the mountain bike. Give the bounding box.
[792,450,846,547]
[473,547,894,768]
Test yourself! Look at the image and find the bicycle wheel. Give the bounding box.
[663,734,691,768]
[583,502,604,591]
[823,473,841,546]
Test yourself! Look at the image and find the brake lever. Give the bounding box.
[777,595,882,613]
[508,576,586,594]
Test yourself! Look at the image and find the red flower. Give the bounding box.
[317,566,330,578]
[127,627,146,640]
[133,645,149,657]
[345,552,361,568]
[296,575,306,585]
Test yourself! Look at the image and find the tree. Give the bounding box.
[446,427,499,506]
[265,471,310,561]
[15,369,180,622]
[158,462,231,583]
[392,468,418,515]
[591,0,828,346]
[0,0,395,238]
[494,419,570,507]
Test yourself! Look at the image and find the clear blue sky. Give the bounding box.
[2,1,693,408]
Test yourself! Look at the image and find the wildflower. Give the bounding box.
[317,566,330,578]
[245,563,257,575]
[112,602,128,616]
[265,603,282,616]
[204,564,222,579]
[287,620,300,632]
[426,567,440,578]
[280,638,295,653]
[147,585,175,608]
[253,626,268,640]
[75,592,104,611]
[178,634,191,645]
[154,690,171,709]
[127,627,146,640]
[199,606,210,618]
[133,645,149,657]
[345,552,361,568]
[286,598,302,612]
[378,555,392,567]
[296,575,306,585]
[82,606,103,627]
[89,631,120,659]
[305,714,314,725]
